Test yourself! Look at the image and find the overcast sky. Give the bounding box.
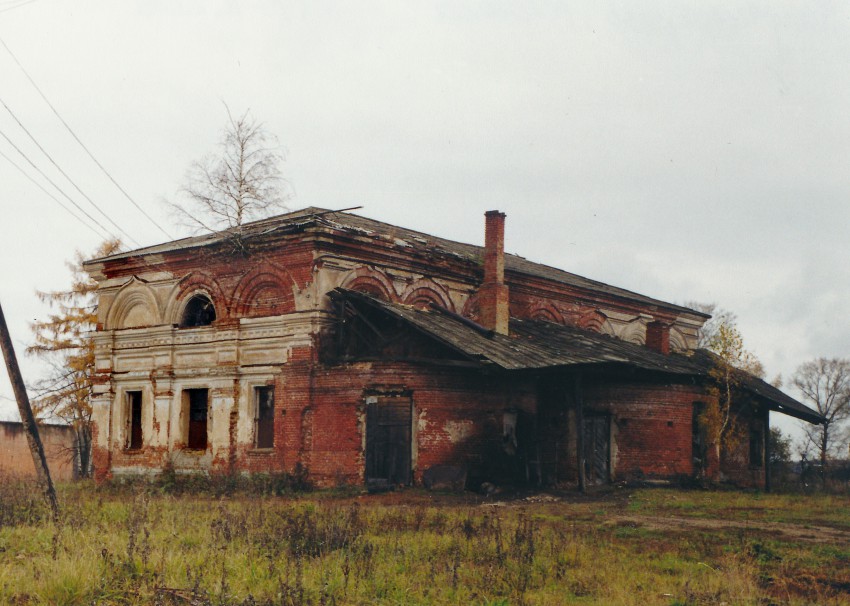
[1,1,848,443]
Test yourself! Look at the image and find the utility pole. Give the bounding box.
[0,299,59,520]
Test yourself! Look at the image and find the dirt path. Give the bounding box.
[474,491,850,545]
[608,513,850,544]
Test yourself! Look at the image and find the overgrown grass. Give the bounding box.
[0,479,848,604]
[627,487,850,529]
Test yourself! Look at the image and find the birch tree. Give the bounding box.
[683,301,738,350]
[701,319,764,463]
[170,107,290,235]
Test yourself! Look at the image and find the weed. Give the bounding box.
[0,477,47,527]
[2,481,849,604]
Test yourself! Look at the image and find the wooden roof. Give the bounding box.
[332,288,823,425]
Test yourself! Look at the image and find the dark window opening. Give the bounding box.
[181,294,216,327]
[254,386,275,449]
[126,391,143,450]
[186,388,208,450]
[749,426,764,468]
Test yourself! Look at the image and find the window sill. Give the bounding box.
[248,448,275,456]
[123,448,144,454]
[182,448,207,455]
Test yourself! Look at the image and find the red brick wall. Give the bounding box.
[583,382,700,479]
[718,403,767,489]
[101,239,316,324]
[277,358,536,487]
[88,222,747,488]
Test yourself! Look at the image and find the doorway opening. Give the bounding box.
[365,394,412,489]
[582,413,610,485]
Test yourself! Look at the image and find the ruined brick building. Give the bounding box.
[83,208,821,489]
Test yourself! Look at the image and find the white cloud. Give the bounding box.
[1,2,849,445]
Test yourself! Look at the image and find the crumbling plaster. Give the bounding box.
[91,238,702,477]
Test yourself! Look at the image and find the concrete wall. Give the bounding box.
[0,421,78,481]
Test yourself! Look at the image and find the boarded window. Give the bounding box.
[180,294,216,327]
[254,386,275,449]
[126,391,143,450]
[186,389,208,450]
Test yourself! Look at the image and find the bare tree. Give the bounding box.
[683,301,738,350]
[792,358,850,479]
[170,107,290,234]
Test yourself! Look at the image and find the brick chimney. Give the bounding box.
[478,210,510,335]
[645,321,670,355]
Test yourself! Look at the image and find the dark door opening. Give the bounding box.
[186,388,209,450]
[365,395,412,489]
[582,414,610,485]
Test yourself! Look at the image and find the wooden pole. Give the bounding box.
[763,408,771,493]
[575,372,586,493]
[0,299,59,520]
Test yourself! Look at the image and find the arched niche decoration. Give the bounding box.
[620,319,647,345]
[600,319,616,337]
[577,310,608,334]
[400,279,454,311]
[461,294,480,323]
[231,269,296,318]
[670,327,688,353]
[106,277,161,329]
[341,268,398,302]
[527,302,564,325]
[164,272,228,326]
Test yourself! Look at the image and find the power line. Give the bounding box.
[0,95,141,247]
[0,0,38,14]
[0,126,121,241]
[0,36,174,240]
[0,147,108,240]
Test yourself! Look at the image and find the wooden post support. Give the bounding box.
[0,299,59,520]
[575,372,586,494]
[763,408,771,493]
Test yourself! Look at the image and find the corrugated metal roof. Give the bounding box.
[87,207,707,318]
[332,288,823,424]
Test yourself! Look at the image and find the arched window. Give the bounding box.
[180,294,216,327]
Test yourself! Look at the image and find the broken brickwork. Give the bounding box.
[82,208,815,489]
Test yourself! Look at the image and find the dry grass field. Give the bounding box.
[0,476,848,605]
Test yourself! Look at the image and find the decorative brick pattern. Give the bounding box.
[84,210,769,489]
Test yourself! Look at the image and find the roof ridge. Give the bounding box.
[84,206,706,317]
